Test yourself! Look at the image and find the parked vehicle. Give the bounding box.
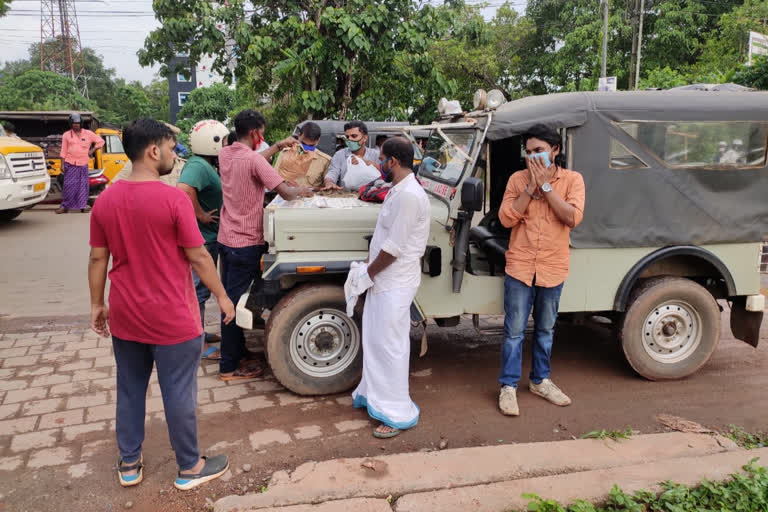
[0,123,50,221]
[239,90,768,395]
[0,111,128,204]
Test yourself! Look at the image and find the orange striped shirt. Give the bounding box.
[217,142,284,248]
[498,167,586,288]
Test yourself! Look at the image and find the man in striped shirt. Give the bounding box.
[217,110,313,381]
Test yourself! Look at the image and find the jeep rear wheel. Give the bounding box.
[621,277,721,380]
[266,284,362,395]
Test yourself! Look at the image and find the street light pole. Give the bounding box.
[601,0,609,78]
[634,0,645,89]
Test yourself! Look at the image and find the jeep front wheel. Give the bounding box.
[620,277,721,380]
[266,284,362,395]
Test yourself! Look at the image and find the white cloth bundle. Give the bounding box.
[344,261,374,317]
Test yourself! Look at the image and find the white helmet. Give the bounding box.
[190,120,230,156]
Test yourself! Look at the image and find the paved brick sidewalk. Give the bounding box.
[0,328,370,477]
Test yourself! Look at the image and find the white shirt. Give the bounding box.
[369,173,430,294]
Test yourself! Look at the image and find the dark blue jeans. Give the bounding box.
[218,243,266,373]
[499,275,564,389]
[112,335,202,470]
[192,241,220,333]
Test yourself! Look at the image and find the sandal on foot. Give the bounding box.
[373,426,401,439]
[201,346,221,361]
[174,455,229,491]
[117,455,144,487]
[218,367,263,381]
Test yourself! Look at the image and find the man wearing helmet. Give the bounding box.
[56,113,105,214]
[178,120,231,360]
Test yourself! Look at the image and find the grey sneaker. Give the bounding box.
[529,379,572,406]
[499,385,519,416]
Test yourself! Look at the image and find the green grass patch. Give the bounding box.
[523,459,768,512]
[725,425,768,450]
[579,428,633,441]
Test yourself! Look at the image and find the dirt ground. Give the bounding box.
[1,208,767,512]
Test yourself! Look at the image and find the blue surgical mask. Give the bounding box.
[300,142,316,152]
[379,157,393,182]
[529,151,551,168]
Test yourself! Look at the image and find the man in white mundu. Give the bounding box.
[351,137,430,439]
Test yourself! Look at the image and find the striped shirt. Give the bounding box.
[217,142,284,248]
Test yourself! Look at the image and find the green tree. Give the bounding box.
[175,83,236,145]
[138,0,457,122]
[0,70,95,111]
[146,79,171,122]
[0,0,13,17]
[733,56,768,89]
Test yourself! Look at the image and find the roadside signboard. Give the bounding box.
[598,76,617,92]
[748,31,768,65]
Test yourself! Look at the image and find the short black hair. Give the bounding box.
[522,123,566,167]
[227,130,238,146]
[381,136,414,169]
[3,121,16,133]
[299,122,321,141]
[234,110,266,138]
[343,120,368,135]
[122,118,175,162]
[375,134,388,145]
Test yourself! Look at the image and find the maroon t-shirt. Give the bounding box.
[90,180,204,345]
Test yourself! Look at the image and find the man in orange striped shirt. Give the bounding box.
[217,110,313,381]
[497,124,585,417]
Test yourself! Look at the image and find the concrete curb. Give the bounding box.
[214,432,739,511]
[395,447,768,511]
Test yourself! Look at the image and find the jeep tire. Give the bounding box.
[266,284,363,395]
[620,277,721,380]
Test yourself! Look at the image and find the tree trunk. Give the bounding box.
[339,72,353,120]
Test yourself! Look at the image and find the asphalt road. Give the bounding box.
[1,206,767,512]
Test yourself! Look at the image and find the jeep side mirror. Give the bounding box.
[460,177,483,212]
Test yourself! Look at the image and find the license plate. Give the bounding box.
[33,182,46,192]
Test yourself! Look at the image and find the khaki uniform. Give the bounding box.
[274,147,331,188]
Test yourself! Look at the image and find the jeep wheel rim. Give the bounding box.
[289,308,360,378]
[642,300,702,364]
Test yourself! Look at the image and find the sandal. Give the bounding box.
[201,346,221,361]
[117,455,144,487]
[54,207,68,214]
[219,367,263,381]
[174,455,229,491]
[373,425,401,439]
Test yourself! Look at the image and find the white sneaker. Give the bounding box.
[529,379,572,406]
[499,385,519,416]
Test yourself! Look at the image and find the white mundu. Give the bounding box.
[352,173,430,429]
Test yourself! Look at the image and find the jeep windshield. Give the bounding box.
[418,129,475,186]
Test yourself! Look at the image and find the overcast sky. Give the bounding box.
[0,0,161,84]
[0,1,510,86]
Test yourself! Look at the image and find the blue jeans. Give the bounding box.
[499,275,564,388]
[192,242,219,334]
[218,244,266,373]
[112,335,202,470]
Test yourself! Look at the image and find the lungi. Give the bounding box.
[352,286,420,429]
[61,162,89,210]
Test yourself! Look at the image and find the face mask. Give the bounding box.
[529,151,551,168]
[346,140,362,152]
[379,157,393,182]
[252,132,263,150]
[300,142,316,152]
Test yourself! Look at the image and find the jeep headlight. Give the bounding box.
[265,210,275,245]
[0,155,12,180]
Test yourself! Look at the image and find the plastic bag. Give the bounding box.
[342,155,381,190]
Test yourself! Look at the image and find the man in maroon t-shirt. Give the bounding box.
[88,118,234,490]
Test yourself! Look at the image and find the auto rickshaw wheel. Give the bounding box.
[620,277,721,380]
[266,284,363,396]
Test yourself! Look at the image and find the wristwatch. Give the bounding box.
[541,182,553,193]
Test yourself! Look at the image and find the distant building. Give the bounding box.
[167,53,229,124]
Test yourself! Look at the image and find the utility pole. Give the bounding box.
[40,0,89,98]
[628,0,638,89]
[601,0,609,78]
[634,0,645,90]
